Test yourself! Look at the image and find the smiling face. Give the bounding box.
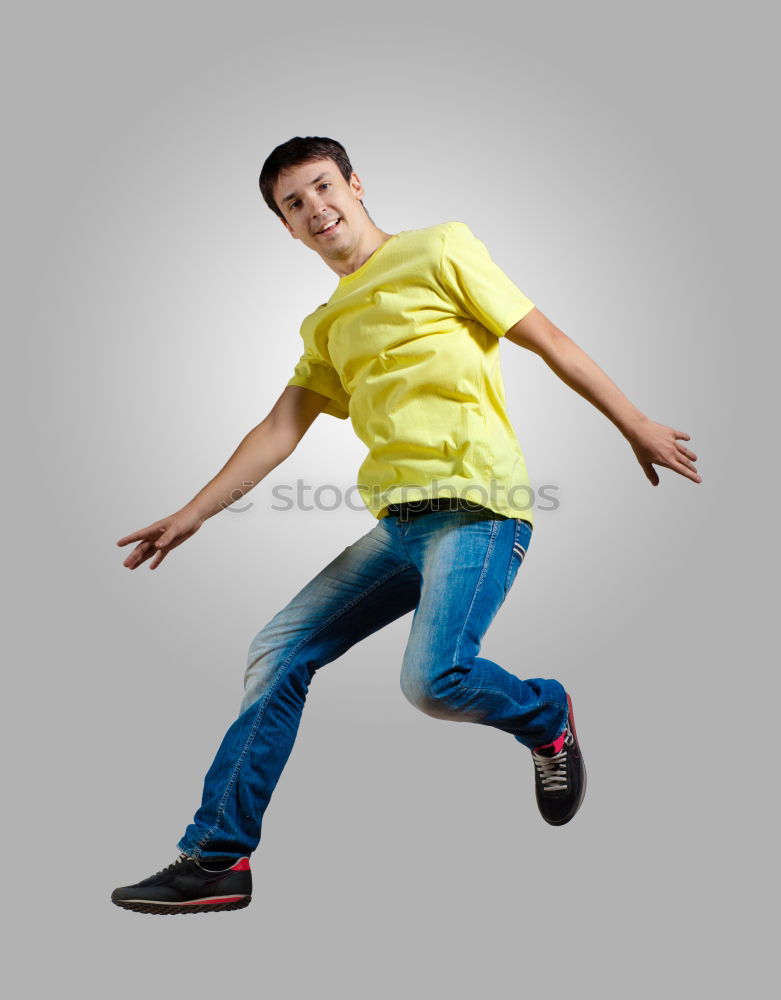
[273,158,371,264]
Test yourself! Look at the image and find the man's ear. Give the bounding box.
[278,213,297,239]
[349,172,365,201]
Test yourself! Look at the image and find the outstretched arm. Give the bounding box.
[505,307,701,486]
[116,385,329,570]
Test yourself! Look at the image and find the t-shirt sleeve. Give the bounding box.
[286,326,351,420]
[439,221,536,337]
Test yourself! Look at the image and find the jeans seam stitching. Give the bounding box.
[454,518,500,670]
[505,520,531,594]
[504,519,521,593]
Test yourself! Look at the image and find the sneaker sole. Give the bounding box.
[112,895,251,915]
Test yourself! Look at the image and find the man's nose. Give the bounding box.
[310,196,328,218]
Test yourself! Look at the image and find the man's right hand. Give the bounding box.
[116,507,205,570]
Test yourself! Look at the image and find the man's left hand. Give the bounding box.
[627,418,701,486]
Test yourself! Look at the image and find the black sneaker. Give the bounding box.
[111,853,252,914]
[531,692,586,826]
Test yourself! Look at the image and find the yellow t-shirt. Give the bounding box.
[286,221,537,523]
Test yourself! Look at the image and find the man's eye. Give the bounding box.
[319,183,330,190]
[290,201,301,209]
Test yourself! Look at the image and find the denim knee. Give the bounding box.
[399,659,466,720]
[242,630,281,714]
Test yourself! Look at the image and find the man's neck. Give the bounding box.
[324,224,395,278]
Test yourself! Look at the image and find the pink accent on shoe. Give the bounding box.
[231,858,251,871]
[533,728,567,755]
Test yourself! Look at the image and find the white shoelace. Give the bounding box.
[532,730,573,792]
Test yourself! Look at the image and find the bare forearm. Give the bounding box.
[505,309,699,485]
[184,420,293,521]
[542,330,647,439]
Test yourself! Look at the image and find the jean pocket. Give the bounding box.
[504,519,533,594]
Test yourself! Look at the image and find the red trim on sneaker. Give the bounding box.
[533,728,567,755]
[566,693,578,739]
[231,858,251,872]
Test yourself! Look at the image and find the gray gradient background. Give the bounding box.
[4,1,776,997]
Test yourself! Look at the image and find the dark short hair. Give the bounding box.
[259,136,354,219]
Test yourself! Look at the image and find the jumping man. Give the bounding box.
[112,136,701,914]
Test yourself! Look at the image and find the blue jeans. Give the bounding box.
[178,506,567,860]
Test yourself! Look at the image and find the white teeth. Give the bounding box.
[319,219,339,233]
